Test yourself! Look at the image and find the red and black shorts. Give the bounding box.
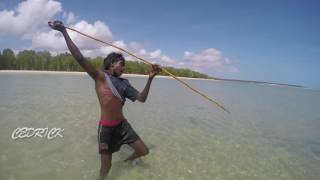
[97,120,139,154]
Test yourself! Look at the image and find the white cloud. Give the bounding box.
[128,42,144,52]
[150,49,161,59]
[31,20,113,53]
[113,40,127,49]
[159,55,175,64]
[137,49,147,56]
[63,11,77,24]
[68,20,113,49]
[81,46,115,58]
[0,0,237,75]
[181,48,238,73]
[31,30,66,52]
[0,0,62,36]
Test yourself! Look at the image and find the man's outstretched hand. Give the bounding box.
[149,64,162,78]
[48,20,65,32]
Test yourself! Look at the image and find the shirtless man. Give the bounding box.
[48,20,161,179]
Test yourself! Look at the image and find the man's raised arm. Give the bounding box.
[48,20,103,81]
[137,64,161,102]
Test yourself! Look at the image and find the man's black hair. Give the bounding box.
[103,52,125,70]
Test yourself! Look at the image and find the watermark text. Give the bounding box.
[11,127,64,140]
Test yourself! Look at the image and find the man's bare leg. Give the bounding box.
[124,138,149,162]
[100,154,112,180]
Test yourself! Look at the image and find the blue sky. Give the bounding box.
[0,0,319,88]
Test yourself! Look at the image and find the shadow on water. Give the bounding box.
[309,141,320,160]
[109,145,152,180]
[187,116,199,126]
[261,129,320,161]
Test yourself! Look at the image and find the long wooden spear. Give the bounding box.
[65,26,229,113]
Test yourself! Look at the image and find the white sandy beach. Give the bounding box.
[0,70,216,81]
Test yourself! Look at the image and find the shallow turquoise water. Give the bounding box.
[0,71,319,180]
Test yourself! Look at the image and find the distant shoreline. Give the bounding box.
[214,78,304,88]
[0,70,303,88]
[0,70,214,81]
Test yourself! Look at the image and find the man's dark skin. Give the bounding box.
[48,20,161,179]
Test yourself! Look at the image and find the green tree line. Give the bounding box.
[0,48,211,78]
